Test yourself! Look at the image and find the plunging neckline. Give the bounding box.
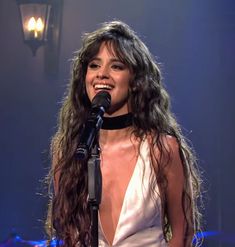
[99,150,141,246]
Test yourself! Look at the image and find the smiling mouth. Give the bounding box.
[94,84,113,90]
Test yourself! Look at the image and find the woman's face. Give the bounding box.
[85,42,133,116]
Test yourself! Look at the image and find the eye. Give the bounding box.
[112,63,125,70]
[88,62,99,69]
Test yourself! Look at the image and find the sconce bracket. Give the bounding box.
[44,0,63,77]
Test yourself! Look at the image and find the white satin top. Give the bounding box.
[98,139,167,246]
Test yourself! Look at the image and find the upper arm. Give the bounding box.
[162,136,187,246]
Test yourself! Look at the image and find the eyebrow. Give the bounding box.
[90,57,124,63]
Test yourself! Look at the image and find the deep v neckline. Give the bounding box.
[99,151,141,246]
[112,153,140,244]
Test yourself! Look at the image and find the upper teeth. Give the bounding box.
[94,84,113,90]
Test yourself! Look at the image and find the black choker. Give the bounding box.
[101,113,133,130]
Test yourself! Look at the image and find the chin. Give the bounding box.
[106,104,129,116]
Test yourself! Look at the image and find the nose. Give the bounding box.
[96,65,109,79]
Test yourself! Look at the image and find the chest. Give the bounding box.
[100,144,138,204]
[98,142,139,244]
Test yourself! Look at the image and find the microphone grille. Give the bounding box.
[91,91,111,111]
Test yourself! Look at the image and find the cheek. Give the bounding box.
[120,75,131,92]
[85,71,95,88]
[84,73,95,101]
[84,74,93,101]
[85,72,90,86]
[85,68,94,82]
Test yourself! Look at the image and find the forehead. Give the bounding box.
[85,39,131,67]
[94,41,131,66]
[95,41,118,58]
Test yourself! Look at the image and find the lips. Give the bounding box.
[93,82,114,90]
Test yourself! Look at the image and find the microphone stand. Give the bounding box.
[76,91,111,247]
[87,138,102,247]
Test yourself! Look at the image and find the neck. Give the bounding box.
[99,126,134,148]
[99,113,134,147]
[101,112,133,130]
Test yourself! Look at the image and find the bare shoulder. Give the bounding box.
[147,133,182,175]
[157,134,183,174]
[160,134,180,153]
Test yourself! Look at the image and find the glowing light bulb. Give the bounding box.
[27,17,36,31]
[36,18,44,32]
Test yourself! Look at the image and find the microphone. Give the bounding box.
[76,91,111,160]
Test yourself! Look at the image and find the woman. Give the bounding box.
[46,21,202,246]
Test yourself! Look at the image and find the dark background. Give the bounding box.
[0,0,235,246]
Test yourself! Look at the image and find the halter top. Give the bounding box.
[98,139,167,246]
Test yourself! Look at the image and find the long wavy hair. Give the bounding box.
[46,21,202,246]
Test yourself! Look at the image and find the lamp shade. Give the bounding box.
[17,0,52,55]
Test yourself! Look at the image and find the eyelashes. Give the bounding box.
[87,62,126,71]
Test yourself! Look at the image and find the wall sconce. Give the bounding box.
[17,0,52,56]
[17,0,63,76]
